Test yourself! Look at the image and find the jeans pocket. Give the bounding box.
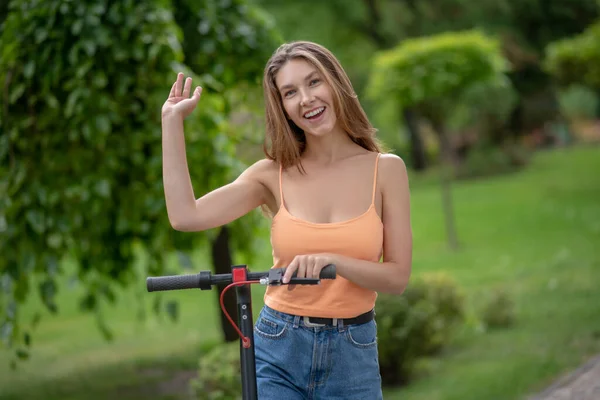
[254,314,288,339]
[345,320,378,348]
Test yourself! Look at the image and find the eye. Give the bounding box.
[284,89,296,98]
[309,79,320,86]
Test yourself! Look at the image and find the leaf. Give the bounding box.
[96,312,114,341]
[16,348,30,360]
[79,293,97,311]
[72,19,83,35]
[9,84,25,104]
[47,233,62,249]
[23,61,35,79]
[39,279,58,314]
[30,313,41,329]
[94,179,111,198]
[25,210,45,234]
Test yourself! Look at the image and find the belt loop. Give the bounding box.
[293,315,300,329]
[337,318,344,332]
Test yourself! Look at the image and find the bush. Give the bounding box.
[191,341,242,400]
[558,84,599,121]
[376,272,466,386]
[544,21,600,89]
[479,288,516,330]
[455,144,530,180]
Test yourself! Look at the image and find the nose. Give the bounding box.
[299,89,315,107]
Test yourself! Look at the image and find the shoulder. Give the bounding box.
[378,153,408,178]
[377,153,410,213]
[377,153,409,191]
[238,158,279,188]
[241,158,279,177]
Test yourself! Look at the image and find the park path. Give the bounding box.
[528,354,600,400]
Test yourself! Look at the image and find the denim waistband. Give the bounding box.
[262,305,303,323]
[261,305,374,330]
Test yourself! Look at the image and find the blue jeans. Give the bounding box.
[253,305,383,400]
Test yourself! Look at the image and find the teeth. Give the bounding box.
[304,107,325,118]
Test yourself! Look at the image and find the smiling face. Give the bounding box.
[275,58,339,138]
[262,41,381,169]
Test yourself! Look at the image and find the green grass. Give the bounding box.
[1,145,599,400]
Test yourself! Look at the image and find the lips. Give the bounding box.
[303,106,326,119]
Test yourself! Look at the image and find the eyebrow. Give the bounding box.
[279,71,319,92]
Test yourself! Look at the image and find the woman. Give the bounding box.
[161,41,412,399]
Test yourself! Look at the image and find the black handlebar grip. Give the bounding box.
[319,264,336,280]
[147,273,201,292]
[283,264,336,280]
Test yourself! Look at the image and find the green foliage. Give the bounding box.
[558,84,599,121]
[191,341,242,400]
[479,288,516,330]
[172,0,281,88]
[0,0,275,364]
[454,75,518,133]
[0,0,182,358]
[507,0,599,54]
[367,30,508,119]
[456,144,529,180]
[376,273,465,385]
[544,21,600,89]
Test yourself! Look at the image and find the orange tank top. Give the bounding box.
[264,153,384,318]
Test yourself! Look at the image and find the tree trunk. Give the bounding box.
[210,225,238,342]
[433,123,460,250]
[403,108,427,170]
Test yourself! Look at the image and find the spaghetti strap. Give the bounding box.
[279,164,285,207]
[371,153,381,205]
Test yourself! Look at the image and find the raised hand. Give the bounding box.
[162,72,202,119]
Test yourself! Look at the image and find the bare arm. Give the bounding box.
[161,73,270,232]
[333,154,413,294]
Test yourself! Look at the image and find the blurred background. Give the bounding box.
[1,0,599,399]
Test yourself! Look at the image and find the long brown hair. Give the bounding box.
[262,41,383,172]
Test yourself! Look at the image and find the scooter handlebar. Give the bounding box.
[146,264,336,292]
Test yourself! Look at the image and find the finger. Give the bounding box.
[305,257,315,279]
[168,82,176,98]
[312,262,322,280]
[192,86,202,101]
[182,77,192,98]
[175,73,184,97]
[283,259,297,284]
[298,257,307,279]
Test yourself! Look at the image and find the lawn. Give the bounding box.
[1,145,599,400]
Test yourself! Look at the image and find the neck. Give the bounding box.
[302,124,361,164]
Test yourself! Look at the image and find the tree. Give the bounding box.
[0,0,277,365]
[367,30,509,249]
[544,20,600,89]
